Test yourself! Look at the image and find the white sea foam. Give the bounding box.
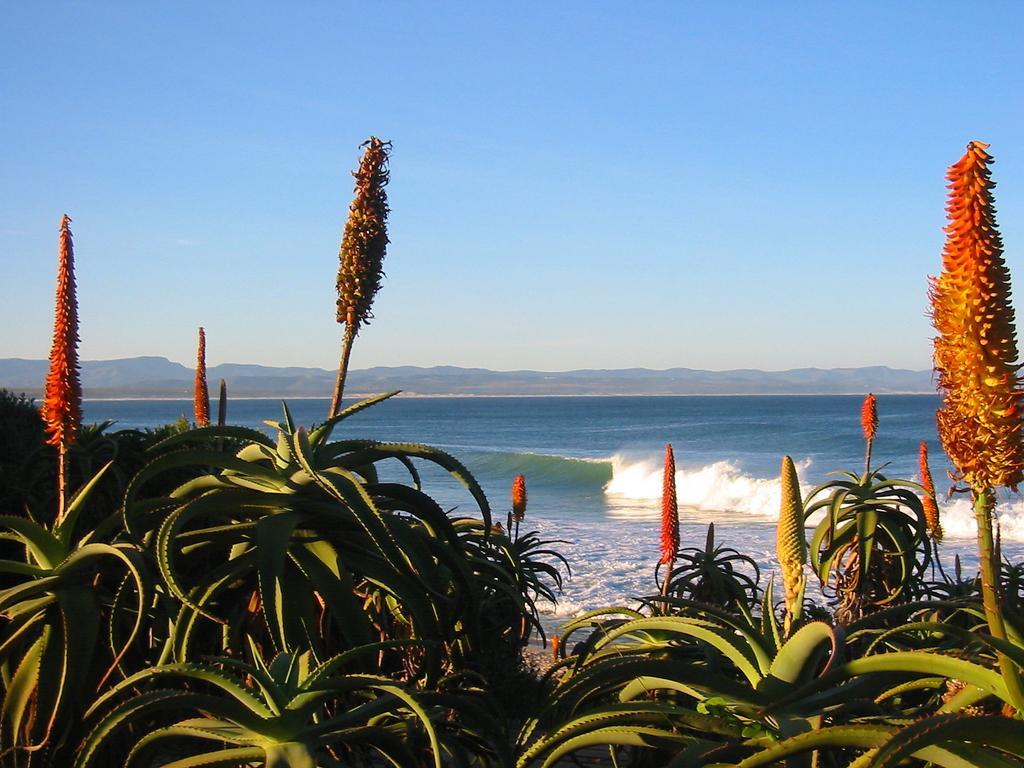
[603,454,813,519]
[601,455,1024,542]
[935,495,1024,542]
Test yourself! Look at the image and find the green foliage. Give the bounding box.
[805,468,932,624]
[662,523,760,613]
[77,644,502,768]
[0,463,148,766]
[0,393,566,765]
[8,386,1024,768]
[119,395,549,681]
[518,597,1024,766]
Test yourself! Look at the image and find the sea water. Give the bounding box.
[83,395,1024,627]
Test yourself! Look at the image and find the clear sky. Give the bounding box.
[2,3,1023,372]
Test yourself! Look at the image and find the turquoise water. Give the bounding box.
[83,395,1024,620]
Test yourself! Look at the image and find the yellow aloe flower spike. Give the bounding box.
[777,455,806,635]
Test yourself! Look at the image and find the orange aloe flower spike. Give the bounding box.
[930,140,1024,709]
[931,141,1024,491]
[512,474,527,523]
[659,444,679,565]
[42,215,82,450]
[861,393,877,472]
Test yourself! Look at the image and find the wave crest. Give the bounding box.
[601,453,1024,541]
[604,454,813,518]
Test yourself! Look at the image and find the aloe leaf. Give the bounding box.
[0,559,48,577]
[763,621,838,691]
[319,441,493,529]
[261,742,316,768]
[857,506,878,573]
[593,616,767,686]
[255,511,302,652]
[291,432,416,583]
[124,449,283,537]
[870,713,1024,768]
[0,575,62,614]
[85,663,273,722]
[148,425,275,452]
[731,724,896,766]
[530,726,693,768]
[155,495,242,624]
[520,702,739,764]
[0,610,47,661]
[308,390,401,445]
[76,691,264,768]
[56,459,113,548]
[146,744,266,768]
[360,684,442,768]
[124,723,253,767]
[0,515,63,569]
[47,586,100,735]
[0,628,48,750]
[288,541,374,649]
[830,651,1008,701]
[279,401,296,433]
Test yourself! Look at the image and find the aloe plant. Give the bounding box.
[805,467,932,624]
[0,464,148,766]
[662,523,760,613]
[77,642,500,768]
[517,598,855,768]
[121,393,545,678]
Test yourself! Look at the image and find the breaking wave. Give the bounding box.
[604,454,813,519]
[601,453,1024,541]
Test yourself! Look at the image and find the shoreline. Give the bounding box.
[76,391,939,402]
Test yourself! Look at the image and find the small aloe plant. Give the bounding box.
[76,642,458,768]
[0,463,148,764]
[663,523,760,613]
[805,466,932,624]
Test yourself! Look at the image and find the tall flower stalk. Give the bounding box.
[194,327,210,427]
[42,214,82,524]
[217,378,227,427]
[930,140,1024,709]
[329,137,391,417]
[861,392,877,473]
[777,455,806,635]
[918,441,942,543]
[659,444,679,599]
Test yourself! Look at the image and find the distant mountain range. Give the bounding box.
[0,357,936,398]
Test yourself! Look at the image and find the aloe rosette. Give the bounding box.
[121,392,544,677]
[76,643,499,768]
[0,464,148,764]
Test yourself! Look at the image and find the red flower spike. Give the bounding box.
[512,474,527,523]
[861,393,878,442]
[42,215,82,449]
[660,444,679,565]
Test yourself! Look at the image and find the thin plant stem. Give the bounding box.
[329,315,357,418]
[975,487,1024,710]
[56,443,67,525]
[659,558,674,614]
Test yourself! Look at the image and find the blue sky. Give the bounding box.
[2,3,1023,371]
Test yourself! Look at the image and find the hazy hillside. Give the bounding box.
[0,357,934,398]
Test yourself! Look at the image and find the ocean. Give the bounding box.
[83,395,1024,628]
